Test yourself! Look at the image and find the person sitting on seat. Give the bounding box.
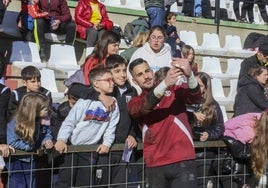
[35,0,76,61]
[75,0,113,50]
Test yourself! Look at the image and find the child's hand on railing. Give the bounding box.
[44,140,53,149]
[55,140,67,154]
[96,144,109,154]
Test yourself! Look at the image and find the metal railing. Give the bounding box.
[0,141,265,188]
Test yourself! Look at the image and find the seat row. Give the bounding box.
[179,30,256,58]
[9,41,80,72]
[200,56,243,80]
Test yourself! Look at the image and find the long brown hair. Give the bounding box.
[86,31,121,65]
[251,111,268,179]
[196,72,216,126]
[15,92,50,143]
[181,44,195,65]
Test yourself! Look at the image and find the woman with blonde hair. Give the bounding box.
[251,111,268,180]
[120,31,149,62]
[6,92,53,188]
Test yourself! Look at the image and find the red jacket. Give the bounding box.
[75,0,113,39]
[128,83,201,167]
[83,56,107,85]
[21,2,47,18]
[38,0,72,22]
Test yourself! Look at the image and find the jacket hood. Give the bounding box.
[143,42,171,56]
[238,74,263,88]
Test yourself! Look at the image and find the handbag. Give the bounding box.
[223,136,251,160]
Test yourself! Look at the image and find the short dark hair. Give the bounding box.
[128,58,148,75]
[89,67,111,83]
[148,25,167,39]
[165,12,176,22]
[106,54,127,70]
[21,66,41,81]
[67,82,90,100]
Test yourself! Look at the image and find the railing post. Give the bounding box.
[214,0,221,34]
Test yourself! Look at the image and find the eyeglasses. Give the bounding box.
[97,78,114,83]
[150,35,164,41]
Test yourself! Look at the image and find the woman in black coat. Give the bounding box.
[234,65,268,116]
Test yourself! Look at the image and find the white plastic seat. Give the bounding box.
[201,33,226,55]
[224,35,255,56]
[211,78,226,99]
[253,5,263,24]
[201,56,223,77]
[104,0,123,7]
[40,68,64,102]
[220,0,227,9]
[179,30,203,53]
[220,105,228,122]
[9,41,46,69]
[44,33,66,43]
[170,2,179,13]
[212,78,237,105]
[86,47,94,57]
[224,35,242,50]
[225,58,243,78]
[48,44,80,72]
[226,79,238,101]
[124,0,144,10]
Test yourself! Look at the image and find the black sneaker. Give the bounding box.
[239,18,248,23]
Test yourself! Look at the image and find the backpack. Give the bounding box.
[111,25,124,39]
[111,25,132,45]
[124,17,150,42]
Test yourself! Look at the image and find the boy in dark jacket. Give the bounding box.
[7,65,52,120]
[163,12,185,57]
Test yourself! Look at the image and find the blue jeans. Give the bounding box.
[146,7,165,27]
[7,160,36,188]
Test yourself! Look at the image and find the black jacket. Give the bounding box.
[0,84,10,143]
[238,54,264,81]
[188,102,224,141]
[188,101,224,159]
[7,86,52,120]
[234,74,268,116]
[111,82,139,143]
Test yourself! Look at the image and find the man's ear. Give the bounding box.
[132,77,138,85]
[92,80,99,88]
[22,80,27,86]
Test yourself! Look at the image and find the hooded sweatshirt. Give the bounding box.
[234,74,268,116]
[129,42,172,72]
